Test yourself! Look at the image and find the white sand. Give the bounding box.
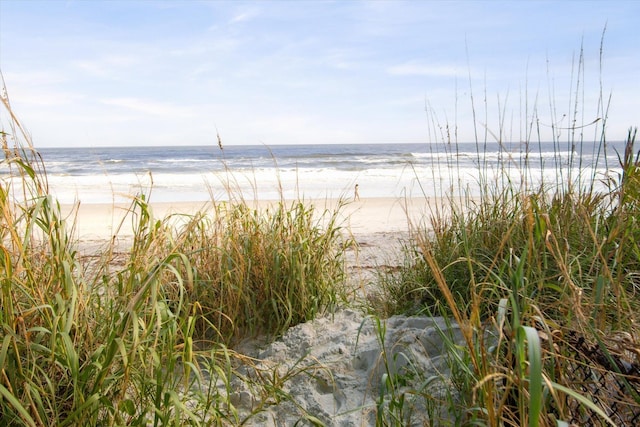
[63,197,440,263]
[232,310,464,426]
[66,196,464,426]
[63,196,438,241]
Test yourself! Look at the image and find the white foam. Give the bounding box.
[36,162,617,205]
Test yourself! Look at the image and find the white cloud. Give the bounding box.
[387,62,465,78]
[229,8,260,25]
[100,97,194,118]
[322,48,364,71]
[2,70,67,87]
[73,54,140,78]
[8,88,83,108]
[2,71,83,107]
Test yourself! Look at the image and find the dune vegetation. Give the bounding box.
[374,127,640,426]
[1,89,353,425]
[371,47,640,424]
[2,46,640,426]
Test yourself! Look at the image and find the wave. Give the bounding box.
[21,142,623,204]
[31,160,617,205]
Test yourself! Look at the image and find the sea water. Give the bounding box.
[6,141,627,204]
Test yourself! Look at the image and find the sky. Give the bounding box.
[0,0,638,148]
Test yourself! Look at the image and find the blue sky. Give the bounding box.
[1,0,638,147]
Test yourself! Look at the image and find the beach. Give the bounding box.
[7,142,636,424]
[21,141,628,426]
[65,196,436,253]
[61,195,465,426]
[66,196,429,298]
[3,6,638,421]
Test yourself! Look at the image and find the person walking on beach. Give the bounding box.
[354,184,360,201]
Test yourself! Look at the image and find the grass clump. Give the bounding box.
[164,198,349,344]
[0,86,349,425]
[374,37,640,425]
[378,124,640,425]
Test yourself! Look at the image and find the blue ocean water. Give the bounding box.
[15,141,626,203]
[38,143,424,176]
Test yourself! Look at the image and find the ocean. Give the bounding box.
[10,141,627,204]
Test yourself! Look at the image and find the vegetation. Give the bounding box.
[2,42,640,426]
[373,42,640,425]
[1,90,350,425]
[377,129,640,425]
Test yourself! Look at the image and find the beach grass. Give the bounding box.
[378,152,640,424]
[373,45,640,426]
[2,39,640,426]
[0,90,351,425]
[160,196,350,344]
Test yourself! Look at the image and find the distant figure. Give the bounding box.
[354,183,360,201]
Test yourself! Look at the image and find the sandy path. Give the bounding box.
[65,196,464,426]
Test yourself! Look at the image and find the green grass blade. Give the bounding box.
[549,382,617,426]
[518,325,542,427]
[0,383,37,427]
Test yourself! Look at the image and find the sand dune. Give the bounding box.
[65,196,464,426]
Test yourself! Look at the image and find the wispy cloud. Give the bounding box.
[229,7,260,25]
[322,48,366,71]
[2,70,68,87]
[73,54,140,78]
[100,97,194,118]
[387,62,465,78]
[2,71,82,107]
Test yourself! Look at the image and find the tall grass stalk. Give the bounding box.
[1,81,350,425]
[378,41,640,425]
[150,196,350,344]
